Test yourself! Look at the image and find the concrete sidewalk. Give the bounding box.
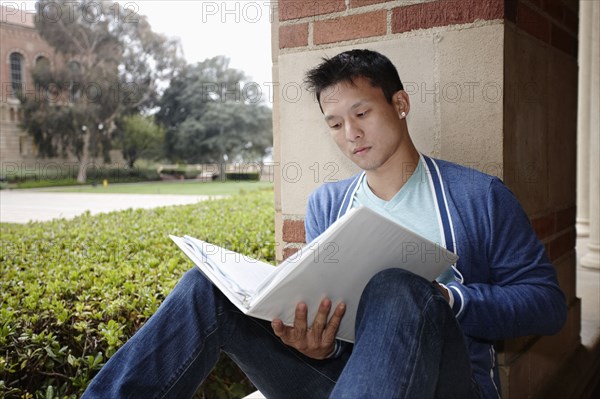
[0,190,222,224]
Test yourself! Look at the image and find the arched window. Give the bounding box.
[33,56,52,94]
[35,56,50,69]
[68,60,81,73]
[9,52,24,96]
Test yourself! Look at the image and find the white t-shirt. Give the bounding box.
[351,157,442,246]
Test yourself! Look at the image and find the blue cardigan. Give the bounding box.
[305,155,567,398]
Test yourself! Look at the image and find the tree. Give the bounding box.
[20,0,183,182]
[156,56,272,164]
[118,114,166,167]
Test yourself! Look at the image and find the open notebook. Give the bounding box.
[170,206,458,343]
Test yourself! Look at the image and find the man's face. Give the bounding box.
[320,77,407,172]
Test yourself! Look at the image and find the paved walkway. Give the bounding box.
[0,190,221,224]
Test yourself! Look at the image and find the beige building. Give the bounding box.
[0,5,57,164]
[0,5,123,173]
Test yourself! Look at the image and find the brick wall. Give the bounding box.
[279,0,507,50]
[278,0,577,53]
[500,0,580,396]
[507,0,578,57]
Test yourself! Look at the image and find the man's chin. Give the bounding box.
[353,160,379,172]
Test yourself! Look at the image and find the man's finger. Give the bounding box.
[323,302,346,343]
[311,298,332,333]
[271,319,285,337]
[292,302,308,339]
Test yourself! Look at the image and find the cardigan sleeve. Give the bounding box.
[446,178,567,340]
[305,192,322,244]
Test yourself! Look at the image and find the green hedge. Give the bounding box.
[158,167,201,180]
[224,172,260,182]
[1,164,161,188]
[0,189,275,398]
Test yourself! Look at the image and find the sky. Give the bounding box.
[123,1,273,85]
[3,0,273,85]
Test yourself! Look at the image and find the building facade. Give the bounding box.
[0,5,59,164]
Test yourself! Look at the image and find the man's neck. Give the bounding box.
[365,147,420,201]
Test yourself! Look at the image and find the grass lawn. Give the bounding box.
[33,180,274,195]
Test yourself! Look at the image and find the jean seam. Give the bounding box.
[157,280,220,399]
[157,321,218,399]
[404,294,437,396]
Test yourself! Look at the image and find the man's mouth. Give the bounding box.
[353,146,370,155]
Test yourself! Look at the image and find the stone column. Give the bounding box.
[581,1,600,269]
[576,0,592,237]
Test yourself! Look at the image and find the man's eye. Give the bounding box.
[357,111,368,117]
[329,123,341,129]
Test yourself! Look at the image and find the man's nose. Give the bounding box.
[345,121,363,141]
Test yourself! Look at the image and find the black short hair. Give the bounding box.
[304,49,404,112]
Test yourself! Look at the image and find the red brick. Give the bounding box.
[502,350,532,399]
[562,6,578,34]
[505,0,518,23]
[279,0,346,21]
[391,3,422,33]
[547,228,576,261]
[471,0,505,21]
[279,23,308,49]
[392,0,502,35]
[282,219,306,243]
[517,2,551,43]
[551,23,578,58]
[283,246,301,260]
[531,214,556,239]
[542,0,564,22]
[314,10,387,45]
[497,335,537,364]
[555,206,575,232]
[418,1,447,29]
[349,0,390,8]
[554,252,576,302]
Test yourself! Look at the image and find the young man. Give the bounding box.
[83,49,566,398]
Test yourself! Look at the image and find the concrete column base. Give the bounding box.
[577,218,590,237]
[581,242,600,269]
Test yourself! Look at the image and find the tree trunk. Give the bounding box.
[76,133,91,183]
[219,126,226,180]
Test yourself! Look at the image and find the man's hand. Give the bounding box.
[271,298,346,360]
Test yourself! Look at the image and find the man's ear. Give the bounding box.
[393,90,410,117]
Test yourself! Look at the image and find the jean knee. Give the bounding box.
[355,269,433,330]
[170,268,215,301]
[365,268,430,295]
[359,269,439,313]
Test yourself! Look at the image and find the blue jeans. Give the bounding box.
[82,268,480,398]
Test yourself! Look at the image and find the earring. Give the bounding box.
[400,112,406,118]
